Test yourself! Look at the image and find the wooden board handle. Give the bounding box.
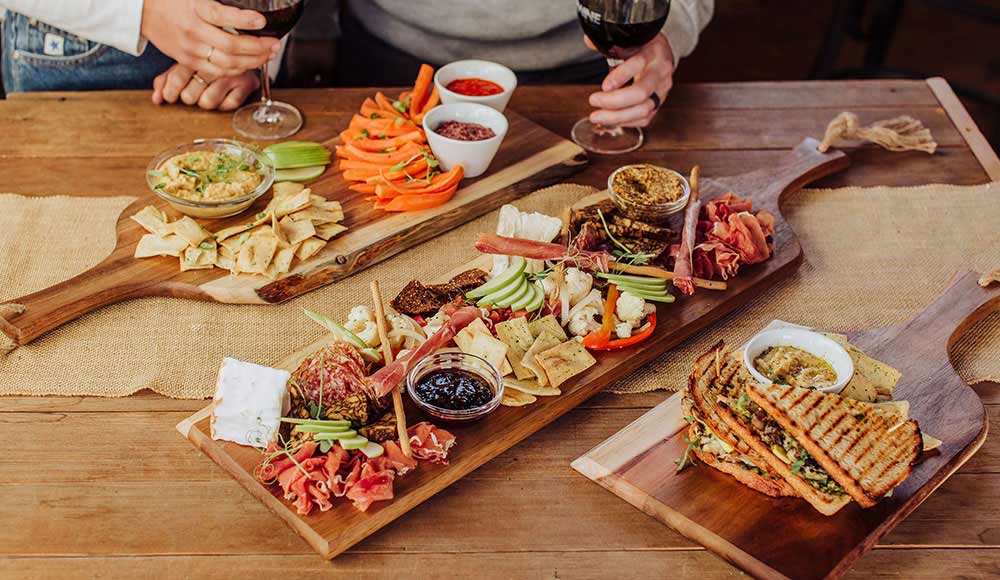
[0,259,172,346]
[708,137,850,213]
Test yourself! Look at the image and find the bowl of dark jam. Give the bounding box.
[407,351,504,423]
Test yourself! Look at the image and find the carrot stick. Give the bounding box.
[409,64,434,116]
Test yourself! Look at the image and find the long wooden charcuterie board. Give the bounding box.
[176,138,849,559]
[0,109,586,346]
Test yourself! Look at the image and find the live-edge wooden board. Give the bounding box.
[572,272,998,580]
[0,109,586,346]
[176,138,848,560]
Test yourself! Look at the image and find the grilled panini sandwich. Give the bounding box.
[682,343,799,498]
[747,381,923,508]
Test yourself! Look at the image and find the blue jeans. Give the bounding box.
[2,12,174,92]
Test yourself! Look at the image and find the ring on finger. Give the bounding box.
[206,46,215,63]
[649,92,662,111]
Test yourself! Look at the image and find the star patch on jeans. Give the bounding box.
[43,33,65,56]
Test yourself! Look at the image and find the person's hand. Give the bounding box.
[152,64,260,111]
[586,33,675,127]
[141,0,280,77]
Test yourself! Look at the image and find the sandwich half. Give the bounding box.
[682,343,799,498]
[747,381,923,508]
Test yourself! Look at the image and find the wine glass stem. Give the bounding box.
[595,58,625,137]
[253,61,280,125]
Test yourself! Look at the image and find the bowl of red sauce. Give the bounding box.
[434,60,517,112]
[423,103,508,178]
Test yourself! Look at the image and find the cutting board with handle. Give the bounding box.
[0,109,585,346]
[176,138,849,560]
[571,271,998,580]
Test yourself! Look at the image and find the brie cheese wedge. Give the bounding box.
[211,357,290,448]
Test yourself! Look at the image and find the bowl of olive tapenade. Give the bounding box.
[743,328,854,394]
[407,351,503,423]
[607,164,690,225]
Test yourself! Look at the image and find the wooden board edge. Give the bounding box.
[574,461,790,580]
[925,77,1000,181]
[178,410,336,559]
[175,404,212,438]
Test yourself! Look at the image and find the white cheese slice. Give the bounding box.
[211,357,290,448]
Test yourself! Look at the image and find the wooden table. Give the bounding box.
[2,79,998,579]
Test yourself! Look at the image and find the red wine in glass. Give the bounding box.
[574,0,670,154]
[220,0,305,139]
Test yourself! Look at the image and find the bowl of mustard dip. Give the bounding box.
[743,328,854,394]
[146,139,273,219]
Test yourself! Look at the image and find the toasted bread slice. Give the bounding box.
[682,342,798,497]
[686,423,799,498]
[715,400,852,515]
[747,382,923,507]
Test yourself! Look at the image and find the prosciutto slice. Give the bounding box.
[707,211,772,265]
[408,421,457,464]
[366,306,480,398]
[475,233,610,272]
[672,195,702,296]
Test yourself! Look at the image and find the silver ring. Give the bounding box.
[206,46,215,63]
[649,92,662,110]
[192,73,207,86]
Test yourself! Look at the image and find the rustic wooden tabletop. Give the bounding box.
[1,79,998,579]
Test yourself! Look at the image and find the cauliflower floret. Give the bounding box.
[564,267,593,306]
[614,319,633,339]
[423,310,449,335]
[344,305,379,347]
[615,292,647,324]
[386,311,427,350]
[568,305,602,337]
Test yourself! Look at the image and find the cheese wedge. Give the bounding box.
[211,358,290,448]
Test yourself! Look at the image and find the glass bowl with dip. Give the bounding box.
[146,138,273,219]
[423,103,508,178]
[407,351,504,423]
[434,59,517,112]
[608,164,690,225]
[743,328,855,394]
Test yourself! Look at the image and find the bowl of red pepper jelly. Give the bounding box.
[407,352,504,423]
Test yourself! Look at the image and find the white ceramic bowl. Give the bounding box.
[423,103,508,178]
[743,328,855,394]
[434,60,517,112]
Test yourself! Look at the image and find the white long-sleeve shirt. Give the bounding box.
[1,0,146,56]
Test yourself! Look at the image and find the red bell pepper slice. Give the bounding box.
[587,312,657,351]
[582,284,619,349]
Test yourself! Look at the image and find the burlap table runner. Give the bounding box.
[1,182,997,398]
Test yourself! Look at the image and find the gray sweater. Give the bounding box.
[348,0,713,71]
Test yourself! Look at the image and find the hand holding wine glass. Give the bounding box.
[586,33,675,128]
[574,0,671,154]
[141,0,280,78]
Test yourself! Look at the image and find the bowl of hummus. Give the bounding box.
[743,328,854,394]
[146,139,273,219]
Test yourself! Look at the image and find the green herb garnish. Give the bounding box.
[789,449,809,476]
[675,434,701,473]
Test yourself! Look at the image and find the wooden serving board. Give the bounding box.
[571,272,998,580]
[0,109,586,346]
[175,138,848,560]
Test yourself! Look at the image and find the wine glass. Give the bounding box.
[222,0,305,140]
[575,0,671,154]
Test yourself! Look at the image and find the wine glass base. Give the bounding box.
[571,118,644,155]
[232,100,303,140]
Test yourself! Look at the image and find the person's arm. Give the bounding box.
[1,0,146,55]
[2,0,280,76]
[661,0,714,65]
